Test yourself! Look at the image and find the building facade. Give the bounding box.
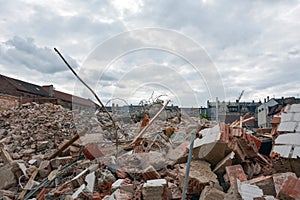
[0,74,98,111]
[258,97,300,128]
[207,100,261,128]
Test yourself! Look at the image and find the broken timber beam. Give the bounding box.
[230,116,255,128]
[17,168,39,200]
[47,133,80,160]
[0,144,13,164]
[129,100,170,146]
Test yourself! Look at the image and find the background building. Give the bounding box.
[0,74,98,111]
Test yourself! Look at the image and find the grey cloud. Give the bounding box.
[0,36,78,74]
[1,0,300,106]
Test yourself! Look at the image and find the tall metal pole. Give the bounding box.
[182,127,197,200]
[216,97,219,122]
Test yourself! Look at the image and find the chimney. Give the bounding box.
[42,85,54,97]
[112,103,115,113]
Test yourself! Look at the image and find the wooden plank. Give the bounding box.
[17,168,39,200]
[47,133,80,160]
[0,144,13,164]
[129,100,170,146]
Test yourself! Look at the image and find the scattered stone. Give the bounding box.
[0,164,16,189]
[199,185,225,200]
[178,160,219,196]
[38,160,51,178]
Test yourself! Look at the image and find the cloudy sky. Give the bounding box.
[0,0,300,107]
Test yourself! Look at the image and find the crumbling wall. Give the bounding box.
[0,94,19,111]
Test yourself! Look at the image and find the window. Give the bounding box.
[228,106,238,112]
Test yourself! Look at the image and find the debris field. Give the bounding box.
[0,101,300,200]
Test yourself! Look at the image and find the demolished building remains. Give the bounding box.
[0,97,299,199]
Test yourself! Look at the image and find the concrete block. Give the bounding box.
[143,179,167,200]
[85,171,95,193]
[237,179,263,200]
[199,185,225,200]
[244,175,276,196]
[50,156,73,169]
[178,160,218,196]
[0,189,15,199]
[0,164,16,189]
[38,160,51,178]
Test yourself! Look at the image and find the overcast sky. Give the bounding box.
[1,0,299,107]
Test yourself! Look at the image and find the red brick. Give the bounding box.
[225,165,247,187]
[83,143,104,160]
[36,188,49,200]
[142,165,161,180]
[273,172,297,196]
[116,168,128,179]
[93,192,102,200]
[277,176,300,199]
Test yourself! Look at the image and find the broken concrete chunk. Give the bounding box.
[167,182,182,199]
[178,160,218,196]
[237,179,264,200]
[197,141,231,166]
[223,186,243,200]
[50,156,73,169]
[244,175,276,196]
[199,185,225,200]
[165,142,188,165]
[111,178,134,194]
[0,164,16,189]
[38,160,51,178]
[112,179,124,191]
[72,184,85,199]
[108,188,133,200]
[85,171,96,193]
[37,141,49,152]
[213,151,235,174]
[0,190,15,199]
[118,151,167,173]
[142,179,167,200]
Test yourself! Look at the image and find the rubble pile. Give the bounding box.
[0,102,299,200]
[0,103,76,162]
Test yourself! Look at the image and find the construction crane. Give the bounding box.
[236,90,244,103]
